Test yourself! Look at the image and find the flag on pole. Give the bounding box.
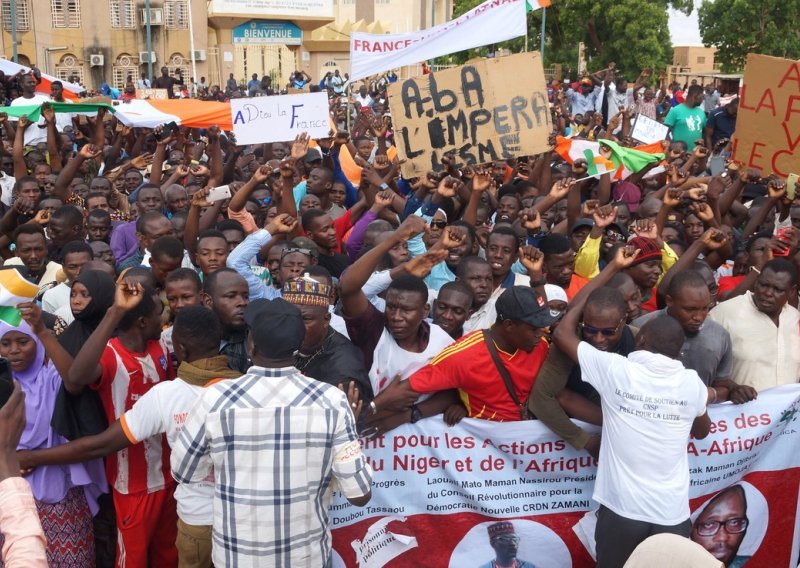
[526,0,551,11]
[555,136,663,180]
[0,269,40,326]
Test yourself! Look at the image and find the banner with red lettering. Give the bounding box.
[733,53,800,177]
[349,0,526,81]
[329,385,800,567]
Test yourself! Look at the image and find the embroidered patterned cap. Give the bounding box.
[628,236,662,266]
[487,521,516,539]
[282,276,331,308]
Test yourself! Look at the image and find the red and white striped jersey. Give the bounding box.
[92,337,175,494]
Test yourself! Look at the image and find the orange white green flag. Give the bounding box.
[526,0,551,10]
[0,268,40,326]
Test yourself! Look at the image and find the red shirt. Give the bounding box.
[641,287,659,313]
[92,337,175,494]
[300,209,353,254]
[409,331,549,422]
[718,275,745,296]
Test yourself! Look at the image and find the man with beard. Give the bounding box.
[633,271,732,402]
[283,276,371,402]
[202,269,251,373]
[691,485,749,567]
[607,272,643,323]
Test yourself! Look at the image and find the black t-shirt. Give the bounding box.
[295,328,373,402]
[152,76,177,98]
[316,252,351,278]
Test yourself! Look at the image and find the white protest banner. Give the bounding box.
[388,52,552,178]
[349,0,526,81]
[330,386,800,567]
[631,113,670,145]
[230,92,330,144]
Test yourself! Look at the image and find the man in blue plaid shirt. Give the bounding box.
[171,298,373,567]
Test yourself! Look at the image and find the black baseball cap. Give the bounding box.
[244,298,305,359]
[495,286,559,328]
[570,218,594,233]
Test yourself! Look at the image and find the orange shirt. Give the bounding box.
[565,274,589,301]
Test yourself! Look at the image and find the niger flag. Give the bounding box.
[526,0,551,10]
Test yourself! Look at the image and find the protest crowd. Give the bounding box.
[0,17,797,568]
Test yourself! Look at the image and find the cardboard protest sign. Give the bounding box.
[135,88,169,100]
[631,113,670,145]
[733,53,800,178]
[388,52,552,178]
[230,92,330,144]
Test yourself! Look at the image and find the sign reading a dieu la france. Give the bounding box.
[232,21,303,45]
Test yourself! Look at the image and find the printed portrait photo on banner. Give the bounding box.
[689,481,769,567]
[448,519,571,568]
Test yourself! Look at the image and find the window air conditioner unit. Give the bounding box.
[139,51,157,64]
[89,54,104,67]
[141,8,163,25]
[192,50,207,62]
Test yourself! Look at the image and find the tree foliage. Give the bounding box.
[698,0,800,72]
[446,0,693,79]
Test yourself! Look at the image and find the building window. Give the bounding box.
[109,0,135,28]
[55,54,84,85]
[52,0,80,27]
[2,0,29,31]
[165,0,188,29]
[697,56,706,64]
[112,54,138,90]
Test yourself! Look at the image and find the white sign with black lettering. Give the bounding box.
[230,92,330,144]
[631,113,670,144]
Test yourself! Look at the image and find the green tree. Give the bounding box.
[446,0,692,79]
[698,0,800,72]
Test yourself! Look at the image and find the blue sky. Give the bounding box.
[668,0,703,46]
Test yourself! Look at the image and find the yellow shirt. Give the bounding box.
[574,235,677,286]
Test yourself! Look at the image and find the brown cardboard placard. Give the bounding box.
[388,52,552,178]
[135,88,169,100]
[733,53,800,178]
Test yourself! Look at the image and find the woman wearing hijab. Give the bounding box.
[52,270,116,441]
[1,303,106,567]
[58,270,116,358]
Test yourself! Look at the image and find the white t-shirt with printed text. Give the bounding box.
[577,342,707,525]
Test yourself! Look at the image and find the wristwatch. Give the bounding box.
[410,404,423,424]
[379,182,390,191]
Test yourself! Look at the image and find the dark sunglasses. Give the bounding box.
[281,247,313,259]
[430,220,447,230]
[254,197,271,206]
[579,320,624,337]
